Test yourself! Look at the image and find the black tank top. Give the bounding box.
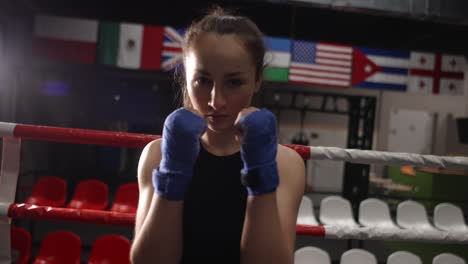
[180,143,248,263]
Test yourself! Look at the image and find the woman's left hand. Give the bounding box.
[234,107,260,141]
[234,107,280,196]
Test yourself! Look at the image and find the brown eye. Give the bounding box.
[226,79,244,88]
[194,77,212,88]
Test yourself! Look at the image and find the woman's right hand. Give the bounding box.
[153,108,207,201]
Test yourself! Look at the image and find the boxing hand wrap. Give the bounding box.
[238,109,279,196]
[153,108,207,200]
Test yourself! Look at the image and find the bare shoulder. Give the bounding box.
[137,138,163,188]
[134,138,162,234]
[274,144,305,249]
[276,144,306,188]
[277,144,303,162]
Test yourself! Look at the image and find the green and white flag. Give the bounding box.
[264,36,291,82]
[98,22,164,70]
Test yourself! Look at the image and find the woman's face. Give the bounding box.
[184,33,260,133]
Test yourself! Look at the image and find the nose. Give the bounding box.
[208,86,227,110]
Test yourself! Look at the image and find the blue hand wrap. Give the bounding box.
[153,108,207,200]
[238,109,279,196]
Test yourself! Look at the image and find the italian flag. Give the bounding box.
[98,22,164,70]
[264,36,291,82]
[33,15,98,64]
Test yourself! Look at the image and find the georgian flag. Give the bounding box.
[408,52,435,94]
[440,55,466,95]
[408,52,465,95]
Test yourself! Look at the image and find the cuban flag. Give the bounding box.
[353,47,410,91]
[161,27,185,71]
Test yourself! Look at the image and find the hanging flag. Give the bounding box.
[161,27,185,71]
[97,22,164,70]
[264,36,291,82]
[439,54,465,96]
[98,22,119,66]
[117,23,143,69]
[407,52,435,94]
[289,41,353,88]
[408,52,465,95]
[353,47,409,91]
[33,15,98,63]
[141,26,165,70]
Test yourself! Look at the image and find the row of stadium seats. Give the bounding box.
[10,226,130,264]
[24,176,138,213]
[25,176,468,235]
[294,246,466,264]
[14,226,465,264]
[298,195,468,234]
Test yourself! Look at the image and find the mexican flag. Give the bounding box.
[98,22,164,70]
[32,15,98,63]
[264,36,291,82]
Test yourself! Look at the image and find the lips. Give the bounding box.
[207,113,228,118]
[207,114,229,122]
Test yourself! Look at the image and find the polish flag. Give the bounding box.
[32,15,98,64]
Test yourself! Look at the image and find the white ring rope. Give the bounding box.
[309,146,468,170]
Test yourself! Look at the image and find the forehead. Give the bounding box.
[185,33,255,73]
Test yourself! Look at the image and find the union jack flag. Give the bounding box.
[161,27,184,71]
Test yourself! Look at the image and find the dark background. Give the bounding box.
[3,0,468,54]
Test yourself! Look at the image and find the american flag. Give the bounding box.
[289,41,353,88]
[161,27,184,71]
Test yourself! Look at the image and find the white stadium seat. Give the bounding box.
[297,196,319,226]
[294,246,331,264]
[396,200,433,229]
[320,196,358,227]
[340,249,377,264]
[359,198,397,228]
[434,203,468,232]
[387,251,422,264]
[432,253,466,264]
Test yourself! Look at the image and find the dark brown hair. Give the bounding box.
[176,6,266,107]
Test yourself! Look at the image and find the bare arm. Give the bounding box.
[240,145,305,264]
[130,139,184,264]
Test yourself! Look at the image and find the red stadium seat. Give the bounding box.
[33,230,81,264]
[111,182,139,213]
[25,176,67,207]
[88,234,131,264]
[10,226,31,264]
[67,179,109,210]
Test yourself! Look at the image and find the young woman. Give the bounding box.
[130,7,305,264]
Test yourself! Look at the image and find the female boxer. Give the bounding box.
[130,7,305,264]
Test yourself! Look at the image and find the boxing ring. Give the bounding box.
[1,121,468,262]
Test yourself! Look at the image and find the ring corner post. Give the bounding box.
[0,135,22,264]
